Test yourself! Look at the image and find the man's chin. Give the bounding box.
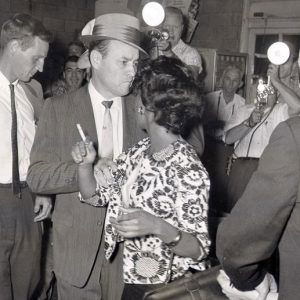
[21,74,34,83]
[120,84,131,96]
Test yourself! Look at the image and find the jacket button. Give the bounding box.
[97,221,102,226]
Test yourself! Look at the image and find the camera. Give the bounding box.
[148,28,169,42]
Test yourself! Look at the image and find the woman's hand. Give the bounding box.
[71,139,96,165]
[94,158,117,186]
[113,208,204,259]
[110,207,161,238]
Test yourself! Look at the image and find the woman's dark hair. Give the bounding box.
[1,13,52,50]
[132,56,204,135]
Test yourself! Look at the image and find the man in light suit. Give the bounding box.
[27,13,147,300]
[216,116,300,300]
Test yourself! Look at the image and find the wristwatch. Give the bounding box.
[164,230,182,248]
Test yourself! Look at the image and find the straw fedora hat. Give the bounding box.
[80,13,147,54]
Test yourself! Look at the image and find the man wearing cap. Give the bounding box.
[27,13,147,300]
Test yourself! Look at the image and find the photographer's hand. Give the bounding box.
[248,108,264,127]
[156,39,173,56]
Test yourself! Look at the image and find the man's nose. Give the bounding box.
[127,63,136,77]
[36,59,44,72]
[163,25,173,34]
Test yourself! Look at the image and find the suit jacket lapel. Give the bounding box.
[122,94,147,151]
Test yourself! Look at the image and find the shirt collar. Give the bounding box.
[172,39,185,52]
[88,80,122,109]
[0,70,19,88]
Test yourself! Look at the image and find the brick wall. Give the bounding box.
[191,0,243,52]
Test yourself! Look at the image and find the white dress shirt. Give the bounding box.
[173,39,203,73]
[224,103,289,158]
[88,81,123,160]
[0,71,36,183]
[204,90,245,140]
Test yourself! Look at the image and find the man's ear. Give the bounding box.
[90,49,102,70]
[8,40,20,55]
[180,23,184,36]
[238,80,244,89]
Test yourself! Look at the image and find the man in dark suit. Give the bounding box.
[216,116,300,300]
[27,13,147,300]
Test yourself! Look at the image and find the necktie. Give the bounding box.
[101,100,114,159]
[9,84,21,198]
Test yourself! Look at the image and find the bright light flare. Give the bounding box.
[267,42,290,65]
[142,2,165,27]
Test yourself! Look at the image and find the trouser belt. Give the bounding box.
[236,157,259,161]
[0,182,28,188]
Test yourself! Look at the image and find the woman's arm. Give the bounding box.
[110,207,204,259]
[111,159,210,261]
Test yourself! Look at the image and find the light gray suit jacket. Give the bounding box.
[27,85,146,298]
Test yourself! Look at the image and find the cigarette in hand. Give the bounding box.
[76,123,87,142]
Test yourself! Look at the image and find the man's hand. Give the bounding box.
[156,39,173,56]
[34,195,52,222]
[217,270,277,300]
[255,273,277,300]
[217,270,259,300]
[248,108,264,127]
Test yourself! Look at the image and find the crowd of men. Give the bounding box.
[0,5,300,300]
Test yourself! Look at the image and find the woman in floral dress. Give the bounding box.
[71,56,211,299]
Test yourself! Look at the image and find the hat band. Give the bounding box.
[92,24,141,47]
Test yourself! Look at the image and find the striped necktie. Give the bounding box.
[100,100,114,159]
[9,84,21,198]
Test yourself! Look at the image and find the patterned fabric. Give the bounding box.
[80,137,210,284]
[172,39,203,73]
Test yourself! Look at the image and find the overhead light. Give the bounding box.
[142,2,165,27]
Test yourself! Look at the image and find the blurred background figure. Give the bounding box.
[67,40,85,58]
[224,43,300,214]
[44,55,86,98]
[153,6,202,78]
[63,55,86,93]
[201,65,245,255]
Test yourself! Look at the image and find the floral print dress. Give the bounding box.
[80,137,211,284]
